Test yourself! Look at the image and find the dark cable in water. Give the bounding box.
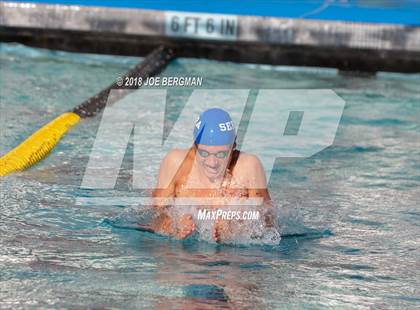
[0,46,175,177]
[73,46,174,118]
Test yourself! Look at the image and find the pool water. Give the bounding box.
[0,43,419,308]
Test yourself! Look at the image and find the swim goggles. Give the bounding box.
[197,149,229,159]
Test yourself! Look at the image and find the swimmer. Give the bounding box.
[147,108,272,242]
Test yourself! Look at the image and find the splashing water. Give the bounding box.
[106,202,289,246]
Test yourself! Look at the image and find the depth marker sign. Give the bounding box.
[165,12,238,41]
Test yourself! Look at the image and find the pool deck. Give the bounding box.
[1,1,420,72]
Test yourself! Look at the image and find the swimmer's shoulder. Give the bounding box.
[232,151,270,199]
[162,148,190,168]
[157,148,191,187]
[232,151,265,180]
[234,151,263,170]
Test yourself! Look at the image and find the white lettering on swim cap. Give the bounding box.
[195,120,201,129]
[226,121,233,131]
[219,121,233,132]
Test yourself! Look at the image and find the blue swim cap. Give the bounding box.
[193,108,236,146]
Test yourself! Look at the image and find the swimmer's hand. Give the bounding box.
[148,212,195,240]
[213,218,235,243]
[175,214,196,240]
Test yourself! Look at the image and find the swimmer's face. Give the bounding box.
[196,144,233,180]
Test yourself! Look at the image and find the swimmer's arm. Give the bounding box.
[214,156,273,243]
[246,155,275,228]
[152,151,178,202]
[148,150,195,239]
[246,155,271,204]
[149,152,177,235]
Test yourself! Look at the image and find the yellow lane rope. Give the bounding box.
[0,112,80,177]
